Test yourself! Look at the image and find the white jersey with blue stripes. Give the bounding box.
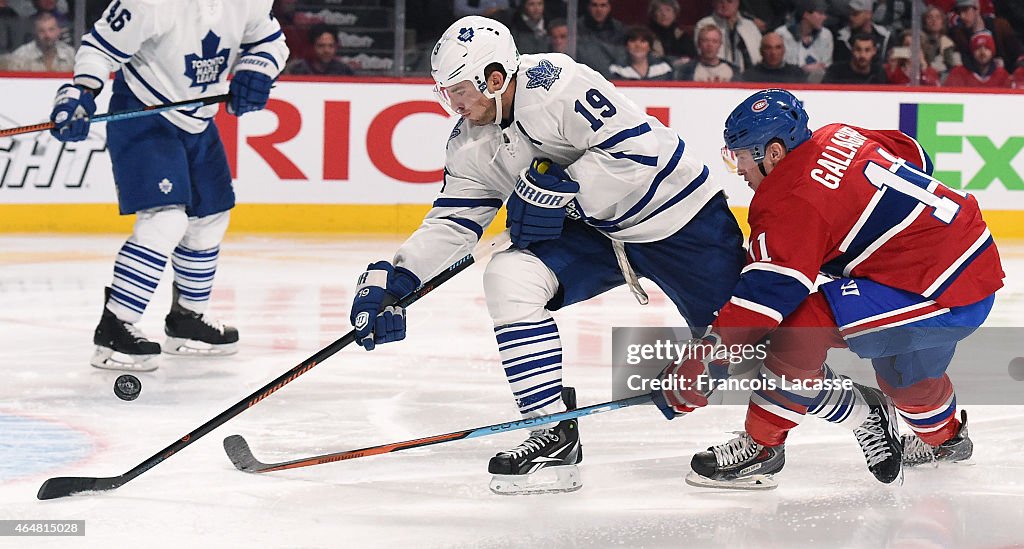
[396,53,721,281]
[73,0,288,133]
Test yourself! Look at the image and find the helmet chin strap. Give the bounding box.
[484,74,513,125]
[757,161,769,177]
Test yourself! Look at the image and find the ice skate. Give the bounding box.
[852,384,903,484]
[902,410,973,467]
[163,289,239,356]
[686,431,784,490]
[91,288,161,372]
[488,387,583,495]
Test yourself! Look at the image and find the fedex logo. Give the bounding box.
[899,103,1023,191]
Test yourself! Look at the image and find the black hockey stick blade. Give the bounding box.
[37,476,122,500]
[223,435,268,472]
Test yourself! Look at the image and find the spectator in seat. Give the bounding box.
[949,0,1021,73]
[4,11,73,71]
[287,26,354,76]
[648,0,694,61]
[548,17,622,79]
[823,32,888,83]
[884,33,941,86]
[675,23,739,81]
[743,31,807,83]
[922,5,961,76]
[274,0,310,63]
[1013,56,1024,88]
[508,0,548,54]
[609,26,674,80]
[835,0,890,69]
[578,0,626,47]
[30,0,67,38]
[776,0,833,83]
[695,0,762,72]
[944,31,1011,87]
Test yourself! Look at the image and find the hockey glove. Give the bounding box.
[651,335,730,420]
[49,84,97,142]
[506,158,579,249]
[228,54,277,116]
[350,261,420,351]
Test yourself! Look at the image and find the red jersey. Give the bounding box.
[944,64,1011,88]
[714,124,1004,343]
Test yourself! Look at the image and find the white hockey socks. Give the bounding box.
[495,316,564,417]
[172,245,219,314]
[107,207,189,323]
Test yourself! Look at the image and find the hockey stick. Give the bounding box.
[0,93,230,138]
[223,394,652,474]
[37,252,476,500]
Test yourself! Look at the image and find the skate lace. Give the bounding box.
[502,430,559,460]
[712,432,760,466]
[854,411,893,468]
[902,433,935,464]
[196,313,226,334]
[124,322,150,343]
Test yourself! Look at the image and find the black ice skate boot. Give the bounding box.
[488,387,583,495]
[91,287,161,372]
[902,410,973,467]
[687,432,785,490]
[163,286,239,356]
[852,384,904,484]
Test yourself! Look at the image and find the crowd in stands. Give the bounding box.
[389,0,1024,88]
[2,0,1023,89]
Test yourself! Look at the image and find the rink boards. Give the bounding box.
[0,74,1022,236]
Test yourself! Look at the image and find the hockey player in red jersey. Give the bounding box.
[652,89,1005,489]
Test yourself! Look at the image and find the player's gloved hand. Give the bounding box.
[506,158,579,249]
[49,84,97,142]
[227,54,277,116]
[651,335,730,420]
[349,261,420,351]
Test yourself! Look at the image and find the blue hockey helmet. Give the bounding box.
[723,89,811,162]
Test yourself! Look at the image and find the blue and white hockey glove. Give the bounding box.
[49,84,97,142]
[506,158,580,249]
[651,336,729,420]
[228,54,277,116]
[349,261,420,351]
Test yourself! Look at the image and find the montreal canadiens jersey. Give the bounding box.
[714,123,1004,343]
[396,53,722,281]
[73,0,288,133]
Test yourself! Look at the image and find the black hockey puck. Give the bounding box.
[114,374,142,401]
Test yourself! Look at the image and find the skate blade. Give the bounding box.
[685,471,778,491]
[90,347,159,372]
[163,337,238,356]
[489,465,582,495]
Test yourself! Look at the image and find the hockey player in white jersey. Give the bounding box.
[49,0,288,371]
[347,16,746,494]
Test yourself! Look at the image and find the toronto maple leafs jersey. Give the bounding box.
[73,0,288,133]
[396,53,722,281]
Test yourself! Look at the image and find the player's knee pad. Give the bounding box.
[180,210,230,250]
[130,206,189,256]
[483,249,559,326]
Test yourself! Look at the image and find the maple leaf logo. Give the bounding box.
[184,31,230,92]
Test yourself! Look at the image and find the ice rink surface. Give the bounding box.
[1,234,1023,548]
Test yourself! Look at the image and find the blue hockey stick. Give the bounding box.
[1,93,229,138]
[223,393,654,473]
